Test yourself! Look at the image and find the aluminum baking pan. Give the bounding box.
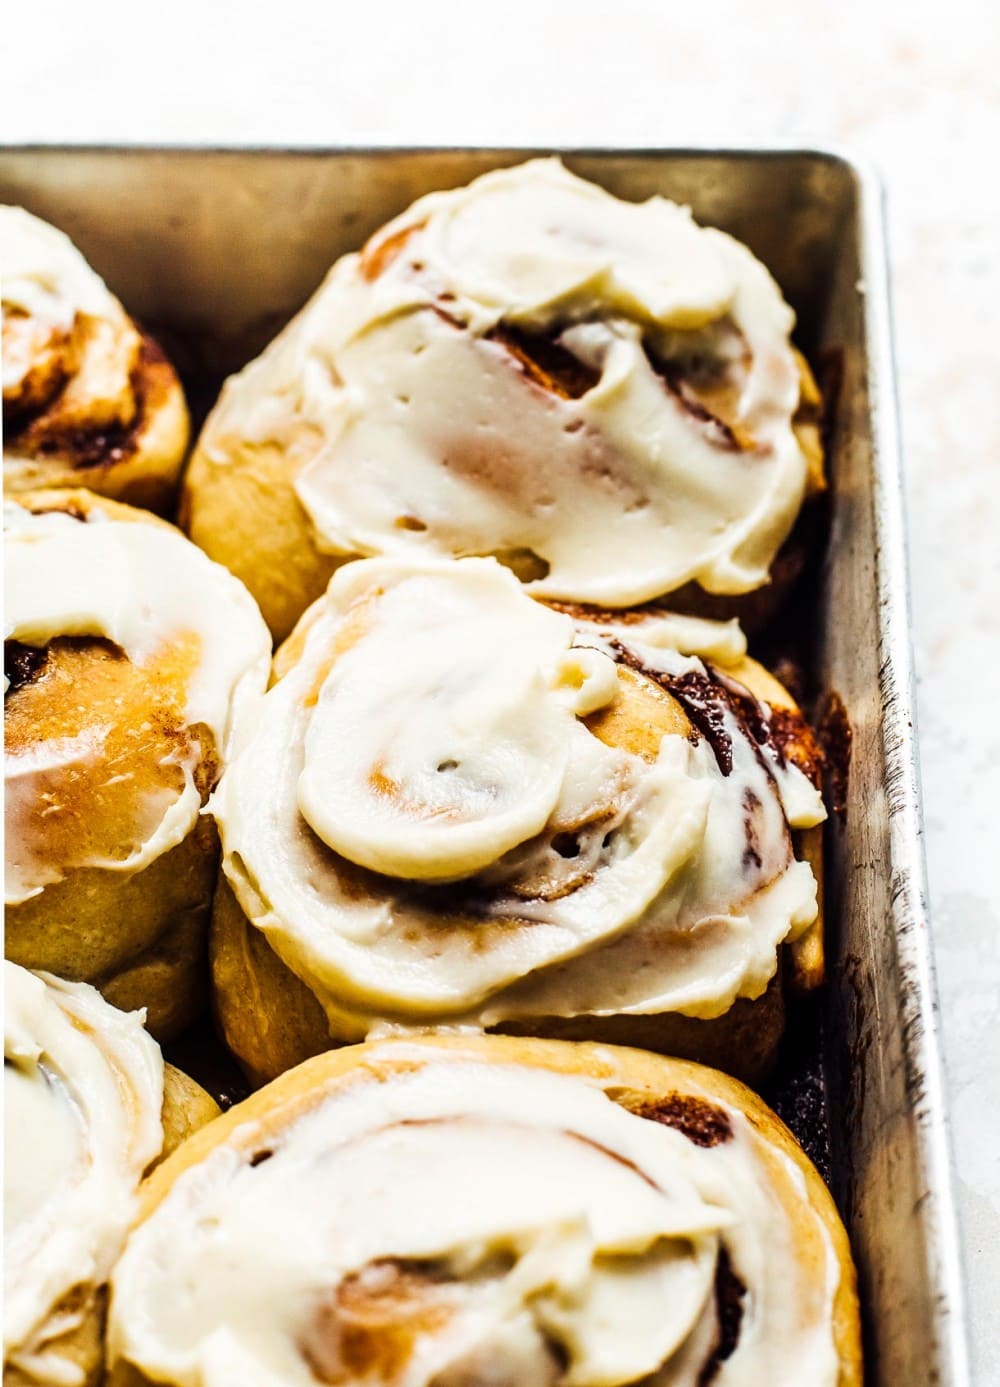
[0,143,970,1386]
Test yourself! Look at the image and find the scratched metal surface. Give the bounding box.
[0,145,970,1385]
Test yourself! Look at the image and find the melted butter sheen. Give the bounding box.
[108,1059,842,1387]
[3,504,272,904]
[215,557,824,1031]
[3,963,164,1382]
[200,158,813,605]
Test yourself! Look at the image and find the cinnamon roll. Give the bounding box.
[183,158,824,642]
[3,961,219,1387]
[106,1035,861,1386]
[210,557,826,1085]
[2,207,189,513]
[4,490,271,1038]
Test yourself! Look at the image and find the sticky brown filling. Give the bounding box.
[617,1090,734,1148]
[487,325,600,399]
[643,330,757,452]
[604,638,742,776]
[698,1249,747,1385]
[765,706,825,789]
[547,598,682,627]
[2,309,77,418]
[711,666,824,788]
[3,330,169,472]
[604,636,819,786]
[357,215,823,491]
[4,641,48,696]
[609,1089,745,1380]
[661,668,742,776]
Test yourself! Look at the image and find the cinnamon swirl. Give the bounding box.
[210,557,825,1084]
[3,961,218,1387]
[106,1035,861,1386]
[183,158,824,641]
[2,207,189,513]
[4,490,271,1038]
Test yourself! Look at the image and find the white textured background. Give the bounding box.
[6,0,999,1376]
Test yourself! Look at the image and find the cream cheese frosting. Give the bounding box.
[215,557,825,1034]
[2,207,190,507]
[4,502,272,904]
[2,206,142,485]
[195,157,816,607]
[4,962,164,1384]
[0,206,121,340]
[107,1053,841,1386]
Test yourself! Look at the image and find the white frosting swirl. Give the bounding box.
[296,561,621,881]
[107,1053,842,1386]
[4,962,164,1384]
[196,157,815,607]
[215,557,824,1033]
[4,503,272,904]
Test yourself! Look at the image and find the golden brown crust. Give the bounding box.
[4,490,224,1039]
[6,818,218,1043]
[181,435,342,645]
[5,634,206,856]
[211,875,331,1088]
[789,827,826,994]
[792,347,827,495]
[9,485,179,530]
[159,1063,222,1160]
[496,975,786,1084]
[119,1036,862,1387]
